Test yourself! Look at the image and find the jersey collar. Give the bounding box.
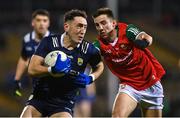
[110,37,118,46]
[60,32,80,48]
[32,30,50,40]
[109,26,119,46]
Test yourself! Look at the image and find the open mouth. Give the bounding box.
[78,36,82,39]
[100,32,107,37]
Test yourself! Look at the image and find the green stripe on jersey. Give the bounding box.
[126,24,142,41]
[93,40,100,50]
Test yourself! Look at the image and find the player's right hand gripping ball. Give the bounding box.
[45,50,71,77]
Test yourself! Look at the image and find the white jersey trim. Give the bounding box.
[24,30,50,43]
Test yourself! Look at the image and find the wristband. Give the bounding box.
[48,67,52,73]
[90,74,95,81]
[134,39,149,48]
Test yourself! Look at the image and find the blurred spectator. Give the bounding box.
[0,33,7,51]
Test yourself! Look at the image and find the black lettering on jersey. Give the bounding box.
[81,41,89,54]
[52,37,59,48]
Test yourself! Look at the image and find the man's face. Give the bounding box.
[65,16,87,44]
[93,14,115,39]
[32,15,50,35]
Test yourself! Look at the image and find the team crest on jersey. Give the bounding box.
[77,57,83,66]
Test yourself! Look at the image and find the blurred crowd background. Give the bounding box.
[0,0,180,117]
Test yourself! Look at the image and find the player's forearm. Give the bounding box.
[15,57,28,81]
[91,61,104,81]
[137,32,153,46]
[28,64,49,77]
[28,55,49,77]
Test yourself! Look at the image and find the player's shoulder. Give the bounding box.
[81,40,100,54]
[23,32,31,43]
[93,40,100,50]
[118,22,139,30]
[81,40,96,49]
[42,34,61,42]
[118,22,128,26]
[46,33,60,38]
[81,40,91,45]
[117,22,129,34]
[126,23,139,32]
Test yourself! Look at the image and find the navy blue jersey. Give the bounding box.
[33,33,101,101]
[21,31,51,60]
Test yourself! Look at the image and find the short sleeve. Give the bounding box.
[88,45,102,69]
[126,24,144,41]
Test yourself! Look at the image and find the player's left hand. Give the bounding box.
[13,80,22,97]
[70,72,94,88]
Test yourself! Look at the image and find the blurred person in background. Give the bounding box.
[92,7,165,117]
[20,9,104,117]
[13,9,51,97]
[74,65,96,117]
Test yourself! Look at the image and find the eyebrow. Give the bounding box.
[77,23,87,26]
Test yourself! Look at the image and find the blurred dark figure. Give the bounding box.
[0,33,7,51]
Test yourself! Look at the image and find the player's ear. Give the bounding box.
[112,20,117,28]
[31,19,34,27]
[64,23,69,32]
[47,20,50,28]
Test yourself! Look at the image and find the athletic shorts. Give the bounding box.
[118,81,164,109]
[26,94,75,117]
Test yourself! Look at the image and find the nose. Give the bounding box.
[39,21,44,27]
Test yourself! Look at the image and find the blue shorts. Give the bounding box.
[26,94,75,117]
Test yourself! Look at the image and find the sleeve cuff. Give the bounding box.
[90,74,95,81]
[135,31,145,40]
[48,67,52,73]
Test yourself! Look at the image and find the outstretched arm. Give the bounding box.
[90,61,104,81]
[136,32,153,46]
[126,24,153,48]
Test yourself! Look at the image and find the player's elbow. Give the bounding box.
[28,65,36,77]
[94,61,104,79]
[147,35,153,46]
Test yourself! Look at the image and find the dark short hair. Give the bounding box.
[92,7,114,19]
[64,9,87,22]
[32,9,50,19]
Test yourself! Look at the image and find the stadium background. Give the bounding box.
[0,0,180,116]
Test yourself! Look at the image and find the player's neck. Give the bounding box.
[63,34,78,50]
[35,33,44,42]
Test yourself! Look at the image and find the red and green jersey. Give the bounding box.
[95,23,165,90]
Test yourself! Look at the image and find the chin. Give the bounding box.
[37,31,45,35]
[73,40,81,44]
[101,35,108,39]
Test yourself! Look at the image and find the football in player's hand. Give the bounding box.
[44,50,67,66]
[44,50,68,77]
